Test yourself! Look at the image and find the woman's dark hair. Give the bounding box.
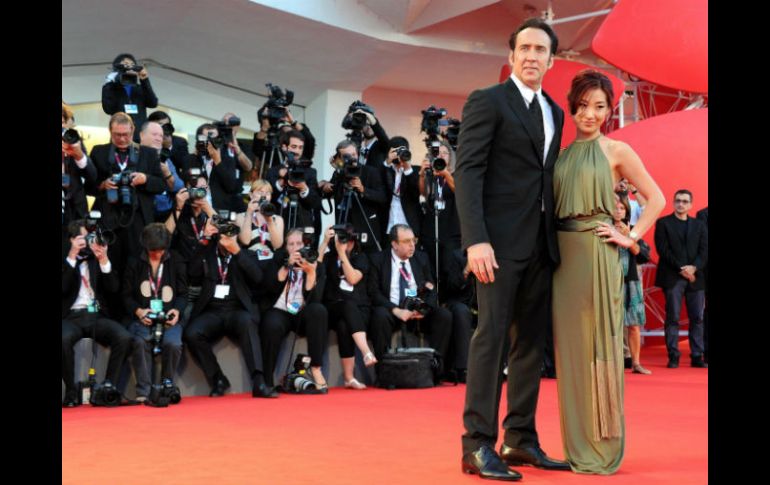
[567,69,614,116]
[140,223,171,252]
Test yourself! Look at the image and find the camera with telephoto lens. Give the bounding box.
[214,116,240,144]
[107,170,135,206]
[444,118,461,149]
[212,210,240,237]
[341,100,374,131]
[284,152,312,184]
[421,105,447,137]
[90,379,122,407]
[401,285,433,316]
[62,128,81,145]
[392,146,411,166]
[147,378,182,407]
[189,186,207,201]
[426,140,447,171]
[115,63,144,87]
[195,132,224,156]
[261,83,294,128]
[281,354,320,393]
[333,223,368,245]
[297,227,319,264]
[337,153,361,180]
[255,196,277,218]
[82,211,115,257]
[146,311,171,356]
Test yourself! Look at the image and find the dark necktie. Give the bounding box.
[398,262,409,305]
[529,93,545,161]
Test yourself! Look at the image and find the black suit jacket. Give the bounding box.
[367,249,437,311]
[654,214,708,290]
[101,78,159,130]
[454,78,563,263]
[62,256,119,318]
[696,207,709,284]
[169,135,189,170]
[378,163,422,238]
[188,243,264,318]
[330,164,387,252]
[266,164,322,230]
[88,143,165,229]
[361,121,390,168]
[181,152,242,212]
[62,155,98,225]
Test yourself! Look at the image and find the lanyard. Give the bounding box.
[79,264,95,300]
[114,152,129,172]
[190,214,207,240]
[392,256,411,281]
[217,255,232,284]
[148,263,164,298]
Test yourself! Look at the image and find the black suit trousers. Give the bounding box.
[462,214,552,452]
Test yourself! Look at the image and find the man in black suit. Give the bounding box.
[696,206,708,362]
[454,18,568,481]
[62,220,132,407]
[265,130,322,232]
[101,53,158,142]
[61,106,97,233]
[654,190,708,368]
[379,137,422,243]
[367,224,452,364]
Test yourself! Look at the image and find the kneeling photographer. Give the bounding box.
[318,224,378,390]
[319,140,386,254]
[122,223,187,404]
[260,228,329,392]
[367,224,452,366]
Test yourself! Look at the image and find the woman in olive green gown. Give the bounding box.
[552,70,665,474]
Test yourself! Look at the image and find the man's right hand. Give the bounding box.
[175,188,189,210]
[136,308,153,326]
[392,307,413,322]
[99,178,118,192]
[68,235,86,260]
[467,242,499,284]
[319,180,334,194]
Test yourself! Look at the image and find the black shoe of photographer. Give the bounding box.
[62,390,80,408]
[252,374,278,398]
[209,375,231,397]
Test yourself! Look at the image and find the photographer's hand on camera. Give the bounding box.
[62,139,85,161]
[99,176,118,192]
[355,109,377,127]
[392,307,414,322]
[68,235,87,261]
[136,308,154,326]
[166,309,180,326]
[137,65,149,81]
[219,234,241,255]
[207,142,222,165]
[90,240,110,266]
[129,172,148,187]
[319,179,334,195]
[348,177,365,194]
[287,179,309,195]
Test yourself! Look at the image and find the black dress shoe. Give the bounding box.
[62,391,80,408]
[690,356,708,368]
[462,445,522,481]
[624,357,633,369]
[252,383,278,398]
[209,376,231,397]
[500,444,570,471]
[667,356,680,368]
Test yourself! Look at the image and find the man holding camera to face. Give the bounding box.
[342,101,390,168]
[319,140,387,254]
[265,130,322,231]
[62,103,97,239]
[182,216,277,398]
[367,224,452,363]
[62,219,133,407]
[379,137,422,243]
[102,54,158,141]
[180,123,243,213]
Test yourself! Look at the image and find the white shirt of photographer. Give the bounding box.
[390,249,417,306]
[273,269,305,313]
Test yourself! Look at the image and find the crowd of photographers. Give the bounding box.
[62,56,472,407]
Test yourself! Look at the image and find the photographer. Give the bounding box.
[318,224,377,389]
[165,172,216,262]
[122,223,187,403]
[379,137,422,242]
[183,219,276,398]
[367,224,451,363]
[319,140,387,254]
[260,228,328,391]
[88,113,165,289]
[220,112,253,194]
[139,121,184,222]
[265,130,322,231]
[237,179,285,261]
[147,111,190,170]
[180,123,242,212]
[343,101,390,167]
[253,106,316,172]
[101,53,158,141]
[418,139,462,279]
[62,102,97,236]
[62,219,132,407]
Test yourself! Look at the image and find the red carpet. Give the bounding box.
[62,344,707,485]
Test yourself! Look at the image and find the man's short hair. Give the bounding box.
[196,123,217,137]
[279,130,305,146]
[112,53,137,69]
[140,121,161,135]
[388,136,409,150]
[509,18,559,56]
[67,219,87,238]
[674,189,693,202]
[148,111,171,123]
[109,112,134,131]
[389,224,412,242]
[335,139,358,157]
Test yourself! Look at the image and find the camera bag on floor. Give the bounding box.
[376,323,442,389]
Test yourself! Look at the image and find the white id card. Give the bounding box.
[124,104,139,114]
[214,284,231,299]
[405,288,417,298]
[339,278,354,292]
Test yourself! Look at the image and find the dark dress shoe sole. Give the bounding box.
[461,463,522,481]
[503,459,571,471]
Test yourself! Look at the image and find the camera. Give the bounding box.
[261,83,294,128]
[427,140,447,171]
[333,223,368,245]
[146,311,171,356]
[161,122,175,137]
[90,379,122,407]
[159,147,172,164]
[400,285,433,316]
[336,153,361,180]
[256,196,277,218]
[393,146,411,166]
[107,170,134,206]
[214,117,240,144]
[212,210,240,237]
[281,354,320,393]
[195,132,224,156]
[341,100,374,132]
[421,105,447,137]
[147,378,182,407]
[115,63,144,87]
[189,187,207,201]
[443,118,461,149]
[186,167,204,186]
[62,128,81,145]
[284,152,312,184]
[82,211,115,254]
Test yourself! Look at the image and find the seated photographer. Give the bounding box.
[260,228,328,391]
[319,140,387,254]
[236,179,285,261]
[101,53,158,141]
[139,121,185,223]
[438,247,474,383]
[122,223,187,403]
[88,113,165,295]
[418,139,462,279]
[62,219,132,407]
[367,224,452,364]
[147,110,190,173]
[318,224,377,390]
[180,123,242,213]
[344,101,389,167]
[62,102,98,239]
[379,137,422,243]
[265,130,322,232]
[182,219,277,398]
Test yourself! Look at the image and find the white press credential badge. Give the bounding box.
[124,104,139,115]
[214,284,231,299]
